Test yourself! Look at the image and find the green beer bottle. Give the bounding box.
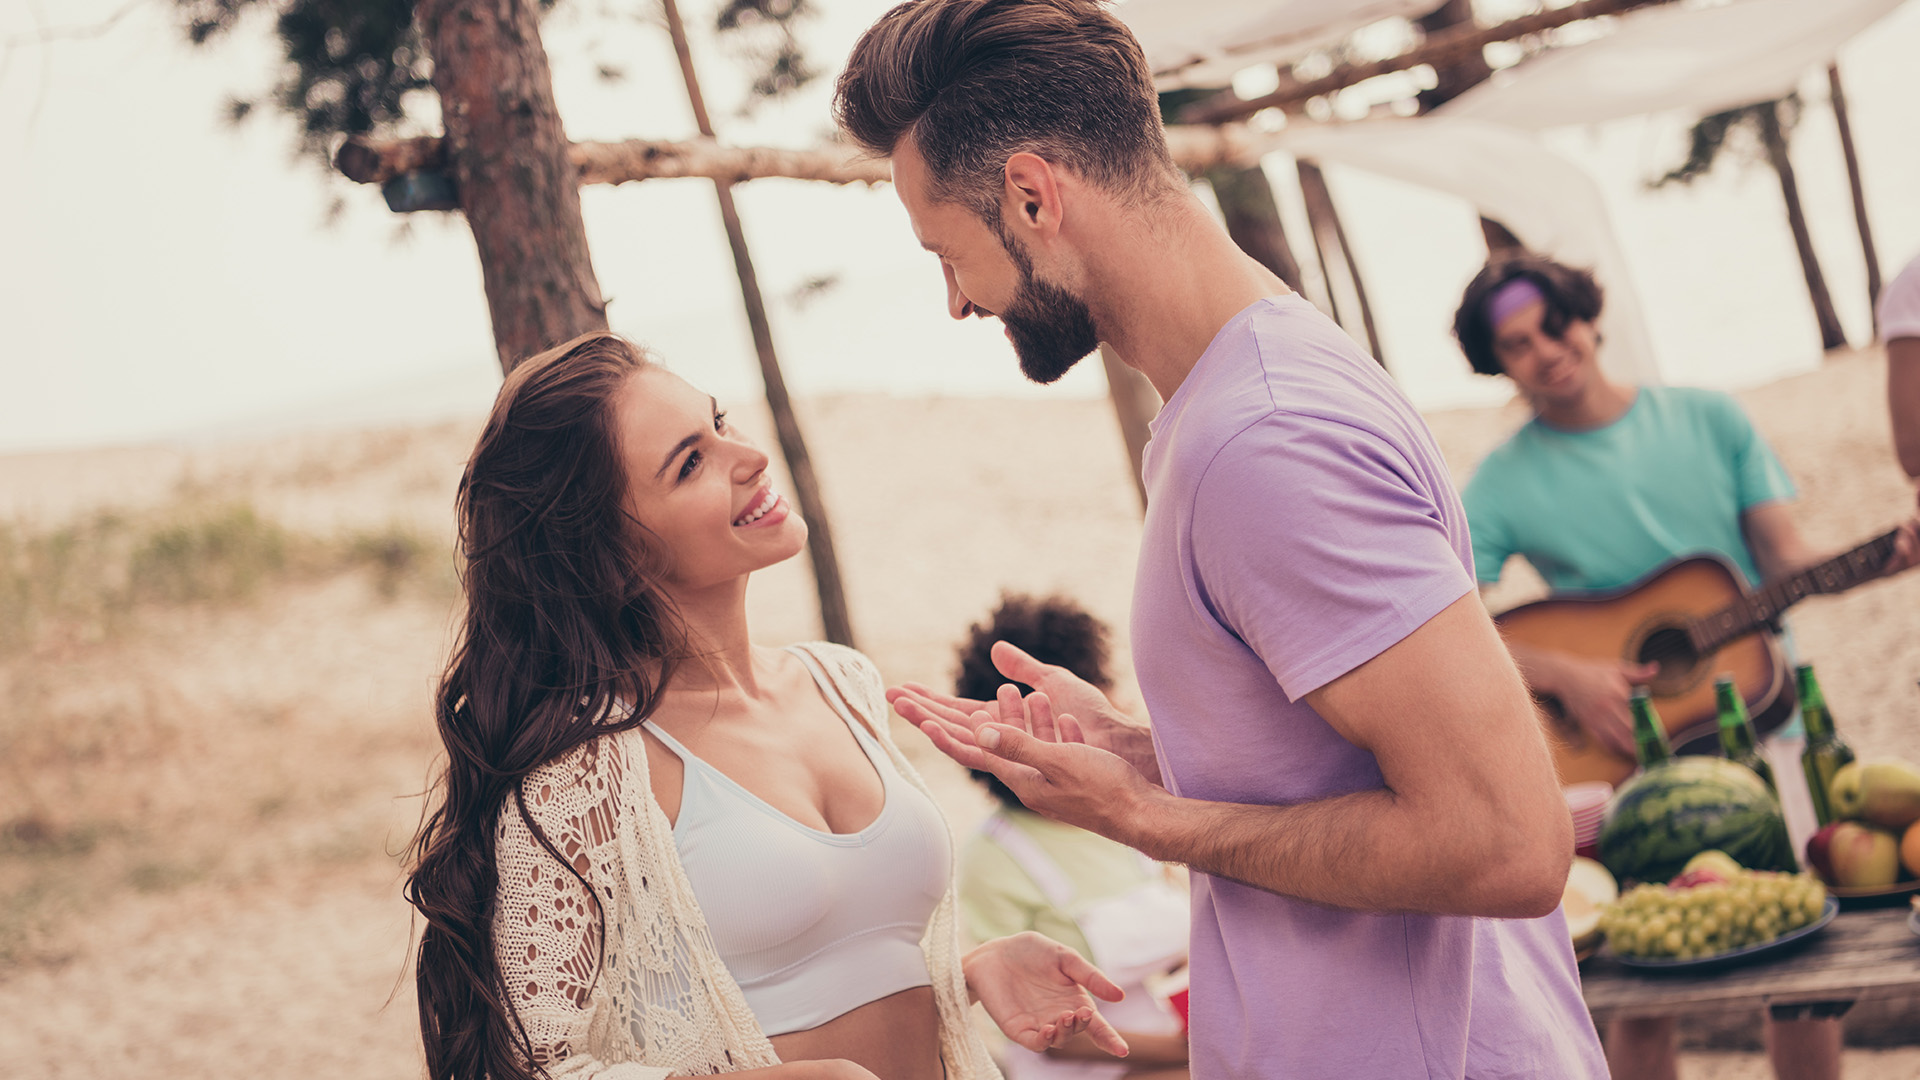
[1796,663,1855,826]
[1629,687,1672,769]
[1715,675,1777,795]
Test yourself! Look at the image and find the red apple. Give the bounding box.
[1806,824,1838,881]
[1807,821,1901,888]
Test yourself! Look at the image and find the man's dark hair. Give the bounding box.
[833,0,1178,224]
[953,593,1113,808]
[1453,254,1606,377]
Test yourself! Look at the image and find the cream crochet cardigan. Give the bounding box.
[493,642,1003,1079]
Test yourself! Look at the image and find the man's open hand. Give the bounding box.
[886,640,1161,783]
[914,690,1164,841]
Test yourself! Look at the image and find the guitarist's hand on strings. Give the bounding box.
[1510,647,1658,760]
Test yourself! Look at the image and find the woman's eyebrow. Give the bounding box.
[652,398,720,479]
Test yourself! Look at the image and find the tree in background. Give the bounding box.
[1652,96,1849,352]
[173,0,856,645]
[179,0,608,373]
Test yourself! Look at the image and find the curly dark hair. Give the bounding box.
[1453,254,1605,377]
[954,593,1113,808]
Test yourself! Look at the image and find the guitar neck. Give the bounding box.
[1692,530,1898,655]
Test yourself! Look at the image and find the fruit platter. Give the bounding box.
[1598,853,1836,971]
[1561,753,1840,968]
[1802,759,1920,902]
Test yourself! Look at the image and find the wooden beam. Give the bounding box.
[1177,0,1680,126]
[336,125,1269,192]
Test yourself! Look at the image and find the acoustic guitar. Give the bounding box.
[1494,530,1899,787]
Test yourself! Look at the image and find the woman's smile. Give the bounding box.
[734,486,789,529]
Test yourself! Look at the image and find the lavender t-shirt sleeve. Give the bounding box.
[1189,414,1475,702]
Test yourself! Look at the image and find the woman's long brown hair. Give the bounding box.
[405,332,687,1080]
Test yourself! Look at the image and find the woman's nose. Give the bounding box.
[733,441,770,481]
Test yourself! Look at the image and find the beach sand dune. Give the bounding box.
[1,348,1916,1076]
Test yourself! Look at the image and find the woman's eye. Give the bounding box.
[678,450,701,481]
[713,409,728,433]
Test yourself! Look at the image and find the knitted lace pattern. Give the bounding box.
[492,642,1002,1079]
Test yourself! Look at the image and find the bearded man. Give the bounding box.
[836,2,1609,1077]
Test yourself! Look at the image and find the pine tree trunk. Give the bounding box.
[416,0,608,374]
[1756,101,1848,352]
[660,0,856,646]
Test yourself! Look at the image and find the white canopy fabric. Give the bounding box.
[1269,117,1663,384]
[1118,0,1432,89]
[1441,0,1910,129]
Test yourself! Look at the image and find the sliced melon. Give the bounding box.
[1564,856,1618,951]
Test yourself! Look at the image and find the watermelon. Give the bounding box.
[1596,756,1796,885]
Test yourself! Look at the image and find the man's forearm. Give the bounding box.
[1105,716,1162,785]
[1114,783,1563,919]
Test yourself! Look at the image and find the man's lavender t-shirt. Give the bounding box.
[1131,296,1606,1080]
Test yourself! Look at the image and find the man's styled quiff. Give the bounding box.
[833,0,1178,223]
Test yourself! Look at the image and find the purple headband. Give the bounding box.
[1486,278,1545,330]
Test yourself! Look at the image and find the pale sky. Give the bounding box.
[2,0,1917,454]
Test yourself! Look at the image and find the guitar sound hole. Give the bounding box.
[1635,626,1699,690]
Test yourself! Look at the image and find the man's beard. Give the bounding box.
[994,224,1100,385]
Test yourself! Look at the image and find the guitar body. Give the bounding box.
[1496,554,1793,788]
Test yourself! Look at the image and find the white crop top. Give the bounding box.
[644,648,951,1036]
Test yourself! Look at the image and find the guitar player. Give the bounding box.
[1452,254,1920,1080]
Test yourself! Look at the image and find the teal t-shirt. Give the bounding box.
[1463,386,1796,592]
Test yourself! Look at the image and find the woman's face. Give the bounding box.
[612,367,807,591]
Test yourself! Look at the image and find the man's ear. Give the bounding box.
[1002,152,1064,240]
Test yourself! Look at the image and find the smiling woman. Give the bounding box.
[403,331,1126,1080]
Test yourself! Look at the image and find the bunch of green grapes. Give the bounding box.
[1598,872,1828,961]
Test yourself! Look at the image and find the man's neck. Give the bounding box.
[1082,194,1291,402]
[1532,377,1638,431]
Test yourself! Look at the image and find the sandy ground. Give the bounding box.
[2,347,1918,1077]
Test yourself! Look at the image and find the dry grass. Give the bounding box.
[0,497,454,968]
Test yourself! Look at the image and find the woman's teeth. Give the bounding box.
[735,489,777,526]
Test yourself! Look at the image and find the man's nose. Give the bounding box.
[944,262,974,321]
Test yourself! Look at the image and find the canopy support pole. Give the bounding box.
[1297,160,1385,365]
[1827,62,1882,336]
[1756,100,1848,353]
[662,0,856,646]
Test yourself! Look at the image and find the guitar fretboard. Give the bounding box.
[1691,530,1898,655]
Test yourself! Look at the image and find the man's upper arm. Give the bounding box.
[1304,592,1556,813]
[1190,418,1475,702]
[1740,500,1815,580]
[1706,392,1796,511]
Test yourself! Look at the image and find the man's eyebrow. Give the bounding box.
[919,239,941,254]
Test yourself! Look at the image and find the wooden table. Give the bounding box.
[1581,905,1920,1023]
